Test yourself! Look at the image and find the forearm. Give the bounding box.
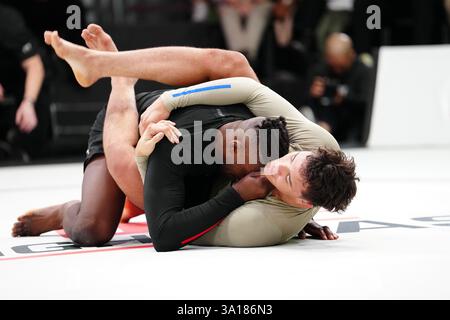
[103,83,144,208]
[135,155,148,183]
[21,55,45,103]
[146,185,244,252]
[161,77,260,111]
[159,77,301,124]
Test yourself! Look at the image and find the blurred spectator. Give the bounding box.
[273,0,296,48]
[316,0,354,53]
[307,33,370,143]
[272,0,308,76]
[0,4,51,161]
[216,0,273,63]
[192,0,211,22]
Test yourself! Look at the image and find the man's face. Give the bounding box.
[221,117,266,178]
[325,51,354,75]
[263,151,314,208]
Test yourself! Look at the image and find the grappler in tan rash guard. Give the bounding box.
[12,25,357,251]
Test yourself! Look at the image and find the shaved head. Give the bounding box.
[324,33,356,74]
[325,33,353,56]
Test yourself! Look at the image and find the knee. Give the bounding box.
[105,147,130,179]
[206,49,252,78]
[71,220,115,247]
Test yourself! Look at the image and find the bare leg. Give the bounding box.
[81,24,144,209]
[63,156,125,244]
[44,30,258,88]
[12,202,72,237]
[103,83,143,209]
[12,156,125,246]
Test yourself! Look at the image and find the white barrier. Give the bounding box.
[367,45,450,147]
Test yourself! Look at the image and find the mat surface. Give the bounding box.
[1,148,449,299]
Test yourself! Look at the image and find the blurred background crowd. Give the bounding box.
[1,0,450,164]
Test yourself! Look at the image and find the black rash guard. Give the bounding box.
[136,91,254,252]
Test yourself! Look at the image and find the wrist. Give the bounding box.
[22,97,36,106]
[135,150,149,157]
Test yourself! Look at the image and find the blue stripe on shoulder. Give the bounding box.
[172,84,232,98]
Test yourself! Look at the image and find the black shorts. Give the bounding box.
[83,90,168,171]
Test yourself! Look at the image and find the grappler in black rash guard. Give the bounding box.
[13,24,355,251]
[95,90,287,252]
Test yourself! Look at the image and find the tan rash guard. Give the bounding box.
[136,77,340,247]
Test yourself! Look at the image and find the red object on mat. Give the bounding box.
[122,198,145,220]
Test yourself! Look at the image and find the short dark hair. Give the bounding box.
[302,148,359,212]
[257,116,290,159]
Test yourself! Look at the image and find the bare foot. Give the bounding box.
[12,204,66,237]
[80,24,137,86]
[81,24,118,52]
[44,30,99,87]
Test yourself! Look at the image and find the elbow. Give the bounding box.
[149,222,181,252]
[153,244,175,253]
[151,234,179,252]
